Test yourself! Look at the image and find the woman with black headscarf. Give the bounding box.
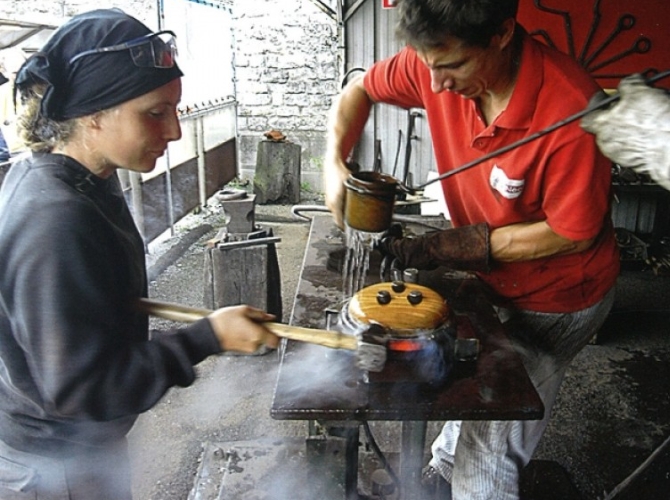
[0,9,278,499]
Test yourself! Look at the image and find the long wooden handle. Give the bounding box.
[137,298,358,351]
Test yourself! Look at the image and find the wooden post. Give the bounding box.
[203,229,283,321]
[253,140,301,204]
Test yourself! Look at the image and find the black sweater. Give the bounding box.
[0,153,221,457]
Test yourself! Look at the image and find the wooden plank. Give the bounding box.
[204,238,283,321]
[253,141,301,204]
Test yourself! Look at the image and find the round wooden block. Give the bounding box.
[347,281,449,335]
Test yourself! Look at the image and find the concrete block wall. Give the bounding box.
[232,0,338,194]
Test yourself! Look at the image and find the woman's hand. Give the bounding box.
[207,305,279,353]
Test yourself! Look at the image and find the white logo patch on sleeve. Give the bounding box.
[489,165,525,199]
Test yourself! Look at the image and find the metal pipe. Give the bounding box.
[290,204,448,230]
[163,148,175,236]
[306,0,337,21]
[156,0,164,30]
[196,116,206,212]
[603,434,670,499]
[129,171,146,248]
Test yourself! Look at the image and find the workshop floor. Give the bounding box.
[128,201,670,500]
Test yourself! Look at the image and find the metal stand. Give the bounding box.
[400,421,427,500]
[203,226,283,320]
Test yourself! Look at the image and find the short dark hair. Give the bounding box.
[395,0,519,50]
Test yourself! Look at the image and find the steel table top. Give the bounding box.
[271,215,544,422]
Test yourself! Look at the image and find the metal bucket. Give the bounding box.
[344,171,398,232]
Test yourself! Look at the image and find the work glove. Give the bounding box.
[376,223,491,273]
[581,73,670,191]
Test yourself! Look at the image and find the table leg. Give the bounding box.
[344,425,360,499]
[400,421,427,500]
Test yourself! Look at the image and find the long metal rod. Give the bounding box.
[344,0,367,23]
[412,69,670,192]
[290,205,448,230]
[196,116,207,211]
[216,236,281,250]
[129,172,146,247]
[163,148,175,237]
[602,433,670,499]
[306,0,338,21]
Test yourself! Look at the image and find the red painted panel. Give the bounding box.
[517,0,670,89]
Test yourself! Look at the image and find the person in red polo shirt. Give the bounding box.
[324,0,619,498]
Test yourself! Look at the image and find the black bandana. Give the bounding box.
[15,8,183,121]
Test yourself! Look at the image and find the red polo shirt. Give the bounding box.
[364,30,619,312]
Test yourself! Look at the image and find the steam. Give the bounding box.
[5,440,134,499]
[274,342,363,404]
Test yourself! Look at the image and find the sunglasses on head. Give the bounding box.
[69,30,178,68]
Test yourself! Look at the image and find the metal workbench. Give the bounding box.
[271,215,543,499]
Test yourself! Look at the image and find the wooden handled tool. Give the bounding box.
[137,298,386,371]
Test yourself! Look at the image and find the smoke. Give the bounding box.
[0,438,133,499]
[274,341,363,405]
[181,344,365,500]
[211,437,346,500]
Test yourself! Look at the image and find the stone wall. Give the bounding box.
[0,0,155,27]
[0,0,339,193]
[231,1,338,192]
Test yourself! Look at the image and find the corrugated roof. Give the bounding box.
[0,18,56,51]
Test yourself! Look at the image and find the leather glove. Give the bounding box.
[581,73,670,191]
[376,223,491,273]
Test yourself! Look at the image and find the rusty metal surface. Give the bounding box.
[271,215,544,422]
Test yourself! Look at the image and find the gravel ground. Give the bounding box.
[534,273,670,500]
[129,198,319,500]
[127,197,670,500]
